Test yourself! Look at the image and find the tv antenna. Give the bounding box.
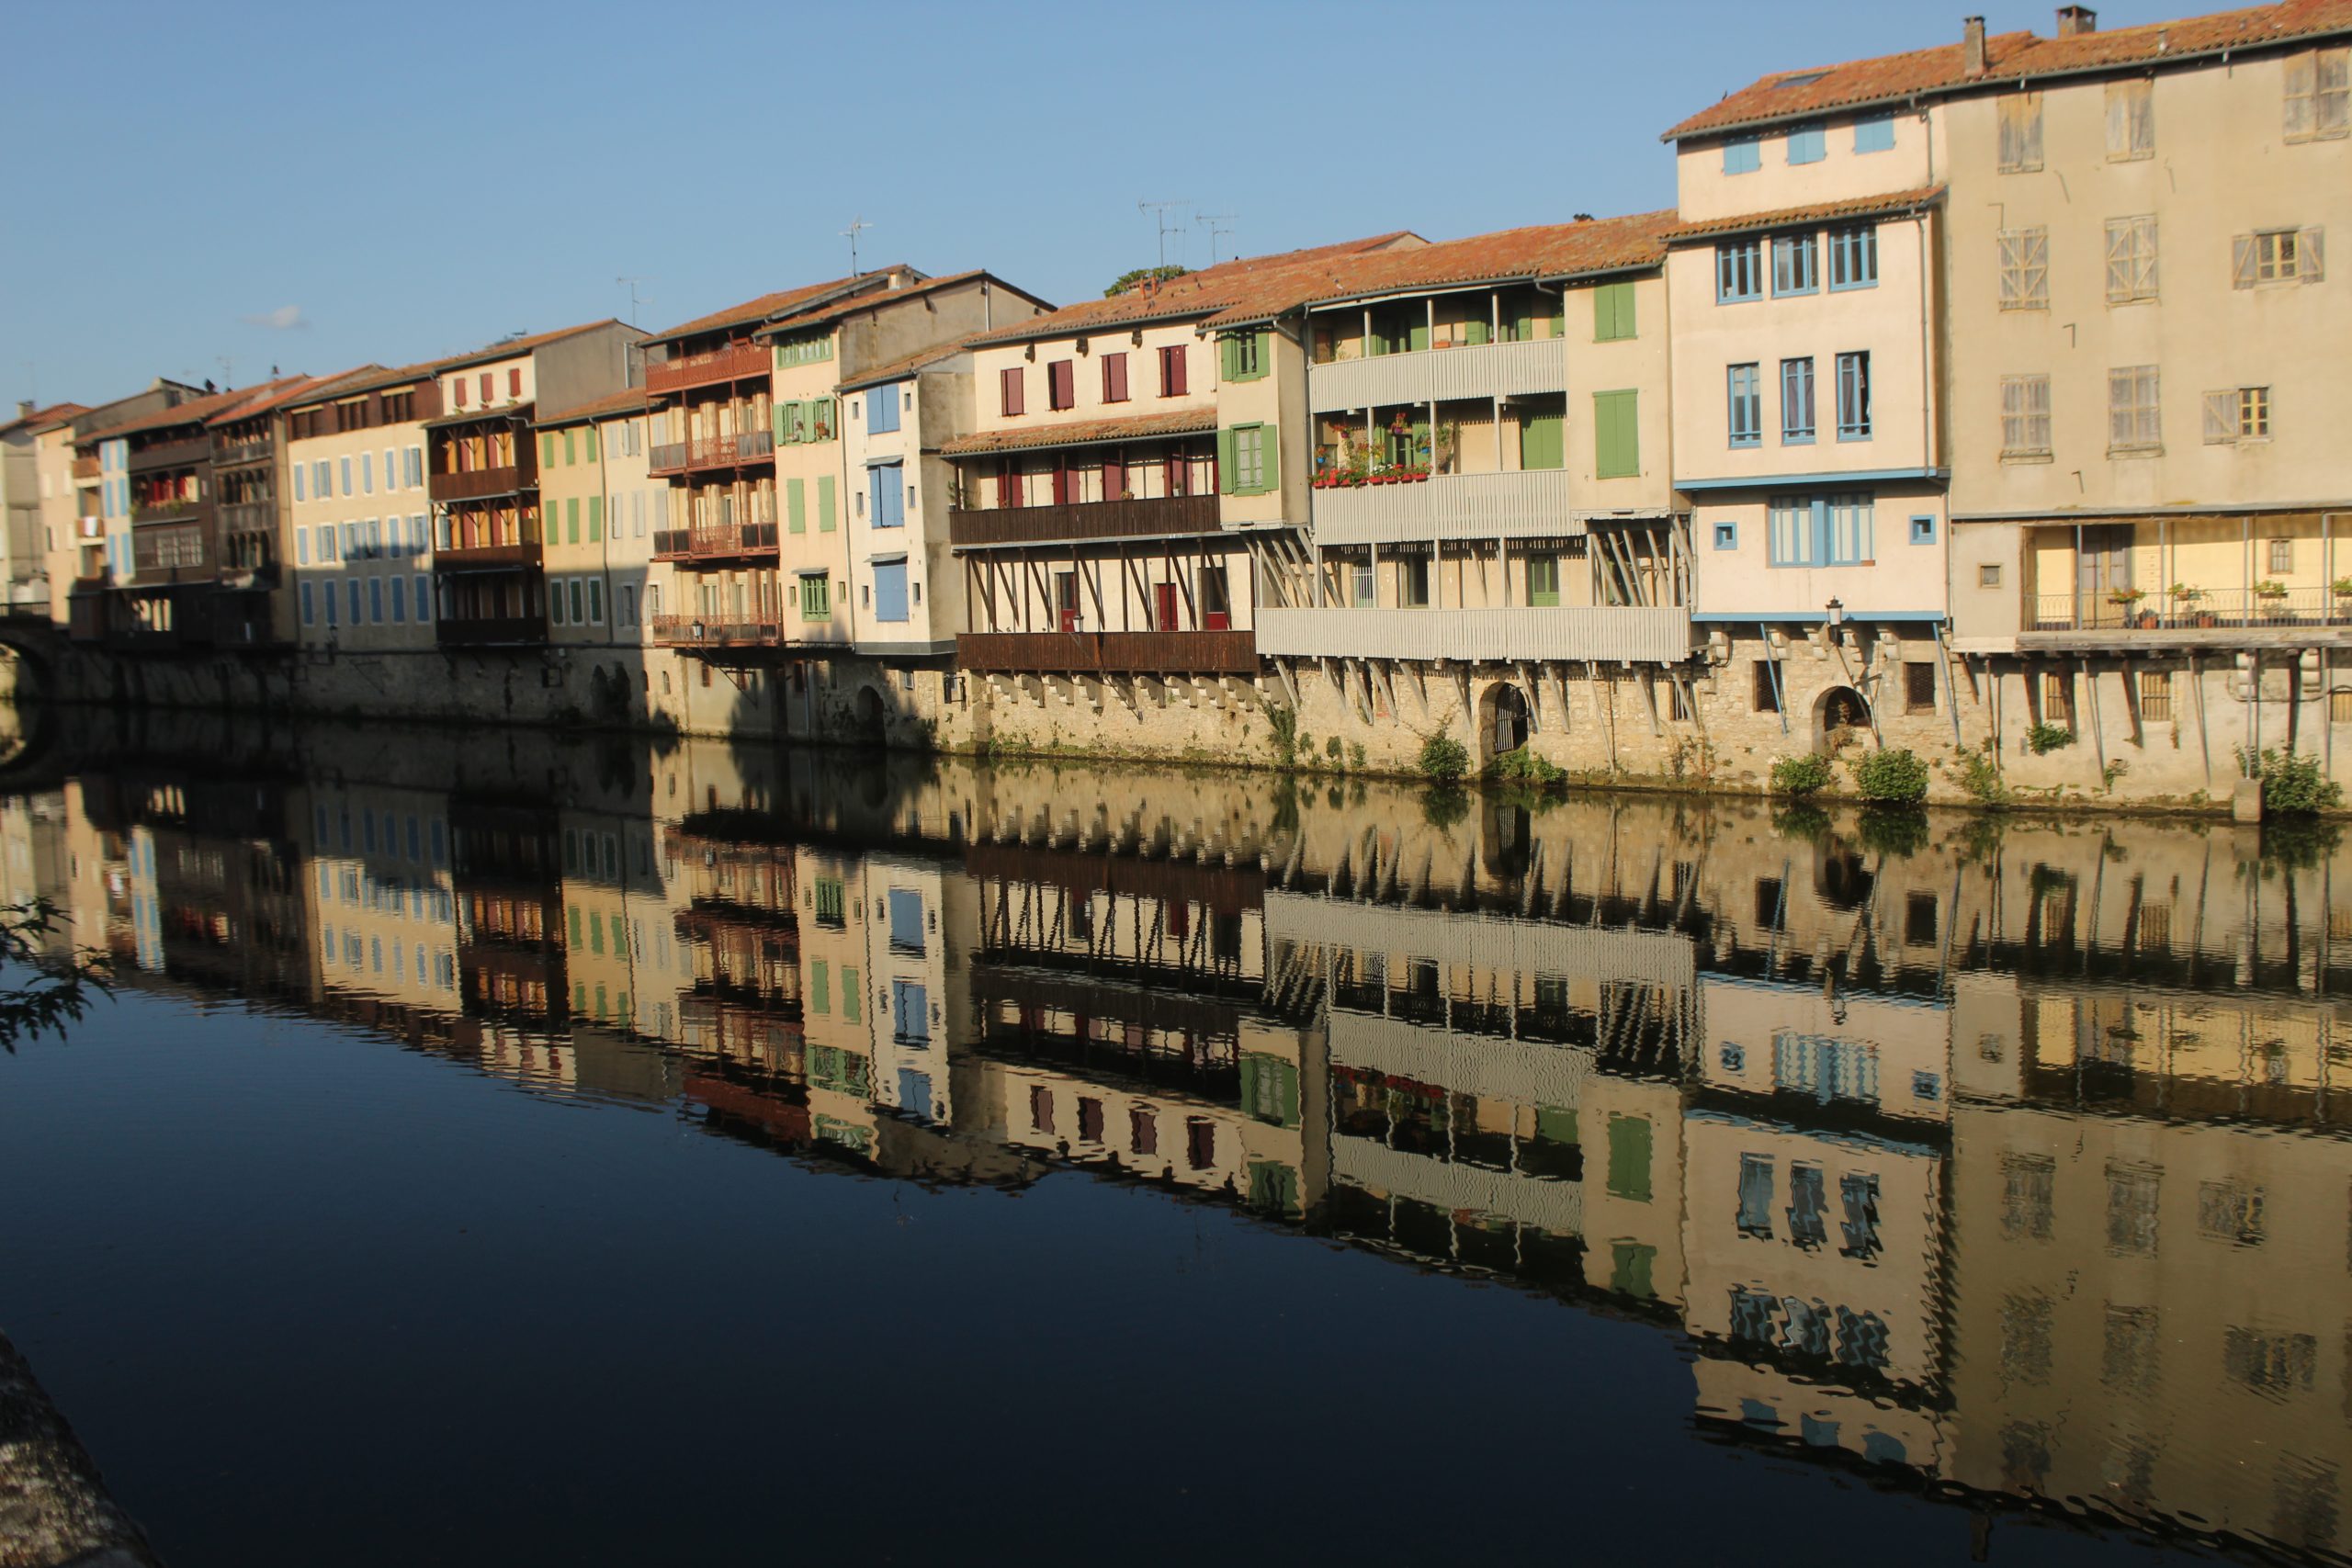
[216,355,235,389]
[1138,199,1192,273]
[616,276,653,327]
[1196,211,1238,265]
[842,216,873,276]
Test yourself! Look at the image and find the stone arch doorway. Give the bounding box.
[1479,682,1532,762]
[1814,684,1871,750]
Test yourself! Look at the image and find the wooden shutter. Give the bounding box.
[1165,345,1188,397]
[817,476,836,532]
[1593,391,1637,478]
[1259,423,1280,493]
[1102,353,1127,402]
[2301,227,2325,282]
[2233,235,2259,288]
[588,496,602,542]
[1001,367,1023,416]
[1216,428,1238,494]
[541,434,557,468]
[2202,390,2236,443]
[786,478,806,534]
[584,427,598,462]
[998,460,1021,508]
[1218,335,1238,382]
[1102,449,1125,502]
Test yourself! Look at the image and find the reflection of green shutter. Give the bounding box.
[1534,1104,1578,1144]
[817,476,835,532]
[1606,1112,1653,1201]
[1240,1053,1301,1128]
[786,479,806,534]
[1216,428,1238,493]
[1611,1240,1657,1299]
[1594,389,1639,478]
[842,967,861,1022]
[587,496,602,542]
[1247,1160,1302,1217]
[809,960,829,1015]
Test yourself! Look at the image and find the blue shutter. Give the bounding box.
[892,980,929,1042]
[870,461,904,527]
[867,383,900,434]
[888,889,924,951]
[874,560,909,622]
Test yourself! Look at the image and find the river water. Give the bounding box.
[0,709,2343,1566]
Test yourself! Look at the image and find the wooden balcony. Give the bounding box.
[651,528,690,560]
[1255,604,1692,664]
[646,341,771,396]
[948,493,1220,548]
[127,435,210,473]
[650,615,784,648]
[212,437,273,468]
[220,500,275,536]
[435,539,541,570]
[956,628,1257,675]
[437,615,547,646]
[130,497,207,527]
[429,464,533,503]
[649,430,775,475]
[71,455,99,481]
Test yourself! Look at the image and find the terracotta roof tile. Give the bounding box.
[1665,0,2352,141]
[280,358,446,412]
[1,401,87,437]
[940,407,1217,457]
[87,378,312,443]
[434,320,639,374]
[1204,210,1679,325]
[1660,186,1945,243]
[650,270,909,345]
[834,342,967,393]
[538,387,650,426]
[211,367,383,424]
[963,232,1427,346]
[754,270,1056,342]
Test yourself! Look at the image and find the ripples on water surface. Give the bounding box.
[0,710,2345,1567]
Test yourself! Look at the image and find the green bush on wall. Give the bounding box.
[1852,747,1930,804]
[1417,735,1469,784]
[1770,753,1835,796]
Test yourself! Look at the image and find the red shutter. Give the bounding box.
[1102,449,1125,501]
[1102,353,1127,402]
[454,378,468,408]
[479,371,492,404]
[998,460,1021,508]
[1160,345,1188,397]
[1047,361,1074,410]
[1001,367,1023,416]
[508,367,522,398]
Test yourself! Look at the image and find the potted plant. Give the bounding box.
[2256,580,2290,620]
[2170,581,2215,628]
[2108,585,2147,627]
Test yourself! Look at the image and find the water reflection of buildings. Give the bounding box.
[6,732,2349,1566]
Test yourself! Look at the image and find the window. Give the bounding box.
[1398,553,1430,608]
[1100,352,1128,402]
[1713,520,1739,550]
[998,367,1024,416]
[2140,670,2173,722]
[389,575,407,623]
[2206,386,2272,443]
[1723,134,1760,174]
[798,573,831,621]
[300,581,314,626]
[345,580,361,624]
[1910,513,1938,545]
[2001,1153,2057,1240]
[2106,79,2154,160]
[1592,280,1636,341]
[296,529,310,565]
[1752,660,1781,713]
[2002,374,2052,458]
[1046,360,1075,411]
[507,368,521,399]
[1835,352,1871,440]
[1223,330,1268,381]
[368,576,384,623]
[405,446,423,487]
[1998,92,2044,172]
[586,579,602,625]
[2109,366,2162,452]
[1785,121,1826,164]
[874,560,910,623]
[2104,216,2160,304]
[1772,232,1819,296]
[1717,239,1763,302]
[1905,661,1937,715]
[1769,492,1874,567]
[1158,344,1188,396]
[2233,228,2325,286]
[1853,113,1894,153]
[293,466,306,502]
[2283,45,2350,142]
[866,381,901,434]
[1980,562,2003,589]
[1827,225,1877,289]
[340,456,353,496]
[1781,357,1815,444]
[1726,363,1761,446]
[1526,553,1560,606]
[2268,536,2294,575]
[1227,424,1269,493]
[1592,389,1639,478]
[869,459,906,526]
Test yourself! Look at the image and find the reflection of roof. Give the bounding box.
[1660,186,1945,244]
[1664,0,2352,140]
[939,407,1217,457]
[962,232,1426,346]
[435,320,637,374]
[537,387,649,427]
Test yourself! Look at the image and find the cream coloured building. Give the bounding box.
[284,364,439,651]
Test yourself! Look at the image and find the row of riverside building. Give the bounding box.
[1,0,2347,802]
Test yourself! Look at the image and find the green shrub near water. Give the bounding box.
[2241,746,2344,815]
[2025,721,2075,755]
[1417,735,1470,784]
[1487,747,1565,788]
[1770,753,1835,796]
[1852,747,1930,804]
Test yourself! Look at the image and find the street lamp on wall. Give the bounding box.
[1825,597,1847,644]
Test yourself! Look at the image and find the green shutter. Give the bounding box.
[1606,1113,1653,1201]
[584,427,599,462]
[541,434,557,468]
[1219,335,1239,382]
[1216,428,1238,493]
[566,496,580,544]
[1464,316,1490,346]
[1407,315,1430,353]
[817,476,836,532]
[787,479,806,534]
[1510,299,1535,342]
[588,496,602,542]
[1259,423,1280,494]
[1594,281,1636,342]
[1594,389,1639,478]
[563,429,576,465]
[809,960,829,1015]
[1520,407,1566,471]
[812,397,834,440]
[1253,328,1272,378]
[775,404,791,446]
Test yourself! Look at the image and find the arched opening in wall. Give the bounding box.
[852,684,887,745]
[1814,685,1871,751]
[1479,682,1532,763]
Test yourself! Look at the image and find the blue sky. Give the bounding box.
[3,0,2185,412]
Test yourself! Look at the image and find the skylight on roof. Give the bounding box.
[1774,70,1829,88]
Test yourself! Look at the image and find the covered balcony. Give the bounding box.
[435,508,541,570]
[645,340,771,397]
[949,493,1218,547]
[125,434,210,474]
[650,615,784,649]
[2019,513,2352,649]
[957,529,1255,677]
[944,410,1221,548]
[1308,400,1571,544]
[648,428,775,476]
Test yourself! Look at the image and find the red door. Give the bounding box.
[1057,571,1080,632]
[1154,582,1178,631]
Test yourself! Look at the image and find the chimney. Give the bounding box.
[1963,15,1987,74]
[2056,5,2096,34]
[15,400,31,421]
